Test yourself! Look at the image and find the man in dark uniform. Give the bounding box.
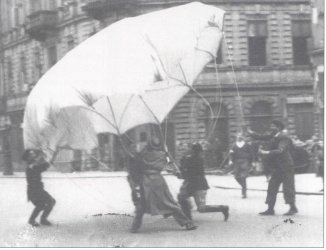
[177,143,229,220]
[23,149,56,227]
[247,120,298,216]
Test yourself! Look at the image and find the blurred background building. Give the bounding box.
[0,0,323,172]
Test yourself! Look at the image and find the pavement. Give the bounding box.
[0,171,323,247]
[1,171,323,195]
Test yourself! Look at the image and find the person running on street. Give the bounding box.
[230,134,254,198]
[177,143,229,221]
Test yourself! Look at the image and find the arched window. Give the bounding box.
[250,101,273,133]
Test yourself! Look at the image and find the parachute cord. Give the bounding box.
[46,147,118,211]
[106,97,134,158]
[211,32,246,170]
[176,62,216,135]
[206,57,223,142]
[138,95,180,173]
[223,32,245,133]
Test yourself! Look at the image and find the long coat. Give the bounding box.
[140,148,181,216]
[230,143,253,179]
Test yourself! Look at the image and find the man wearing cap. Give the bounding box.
[247,120,298,216]
[177,142,229,221]
[23,149,56,227]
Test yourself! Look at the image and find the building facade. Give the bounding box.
[310,0,324,139]
[0,0,319,172]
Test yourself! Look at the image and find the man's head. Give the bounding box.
[191,142,203,155]
[270,120,285,135]
[236,134,245,143]
[147,137,162,150]
[22,149,43,164]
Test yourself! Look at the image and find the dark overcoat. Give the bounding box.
[140,149,181,216]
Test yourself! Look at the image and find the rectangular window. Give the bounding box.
[292,20,311,65]
[248,37,267,66]
[20,54,26,90]
[34,50,42,81]
[30,0,41,13]
[293,103,314,140]
[247,20,268,66]
[48,46,57,67]
[14,7,19,27]
[6,59,14,95]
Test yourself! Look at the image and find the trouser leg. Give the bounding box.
[194,190,229,221]
[282,170,296,205]
[41,197,56,222]
[242,178,247,197]
[29,206,43,224]
[265,172,282,210]
[130,186,145,233]
[194,190,222,212]
[177,187,193,220]
[171,207,193,227]
[235,176,246,197]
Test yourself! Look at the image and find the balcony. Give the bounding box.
[82,0,137,20]
[26,10,58,41]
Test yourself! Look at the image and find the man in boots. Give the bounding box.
[247,120,298,216]
[177,143,229,221]
[23,149,56,227]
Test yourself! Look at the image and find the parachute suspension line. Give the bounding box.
[206,57,224,142]
[77,106,118,131]
[223,32,245,134]
[176,61,216,142]
[105,97,134,158]
[45,147,116,210]
[211,33,247,170]
[138,95,180,172]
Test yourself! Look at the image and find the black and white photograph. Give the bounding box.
[0,0,324,247]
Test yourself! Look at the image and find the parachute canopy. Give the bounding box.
[23,2,225,158]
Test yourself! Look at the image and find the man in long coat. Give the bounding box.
[247,120,298,216]
[177,143,229,220]
[132,138,197,233]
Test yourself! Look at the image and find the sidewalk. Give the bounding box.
[0,171,323,195]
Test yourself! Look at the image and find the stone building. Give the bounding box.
[0,0,319,172]
[310,0,324,139]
